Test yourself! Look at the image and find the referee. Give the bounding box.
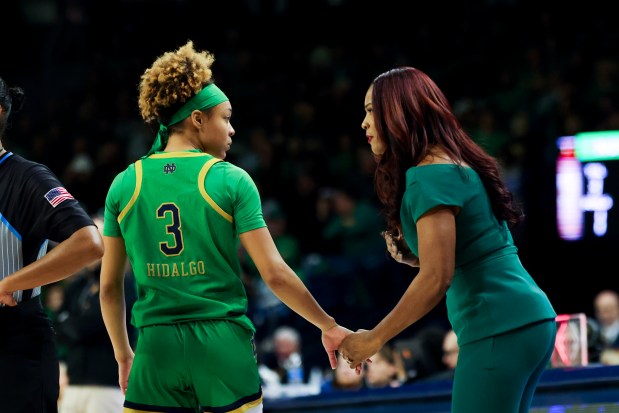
[0,75,104,413]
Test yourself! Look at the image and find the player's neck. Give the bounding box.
[165,135,200,152]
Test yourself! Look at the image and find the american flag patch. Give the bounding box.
[44,187,74,207]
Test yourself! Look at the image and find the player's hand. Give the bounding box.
[322,324,354,369]
[339,329,377,374]
[116,350,135,395]
[383,230,420,267]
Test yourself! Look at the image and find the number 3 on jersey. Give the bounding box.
[157,203,184,256]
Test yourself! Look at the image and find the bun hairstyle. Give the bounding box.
[138,40,216,126]
[0,76,25,138]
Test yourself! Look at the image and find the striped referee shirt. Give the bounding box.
[0,151,93,305]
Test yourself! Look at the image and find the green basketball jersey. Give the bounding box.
[401,164,556,346]
[103,150,266,331]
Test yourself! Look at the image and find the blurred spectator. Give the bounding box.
[470,109,509,158]
[593,289,619,365]
[88,141,127,214]
[63,136,95,211]
[43,281,68,360]
[233,126,279,200]
[307,183,386,317]
[394,326,448,383]
[320,352,366,393]
[241,199,302,276]
[365,344,404,389]
[111,90,152,163]
[594,289,619,348]
[280,166,326,255]
[260,326,309,385]
[43,281,65,321]
[442,329,459,371]
[327,133,356,179]
[321,183,384,259]
[416,329,459,383]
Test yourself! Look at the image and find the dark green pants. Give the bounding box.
[452,319,556,413]
[125,320,263,413]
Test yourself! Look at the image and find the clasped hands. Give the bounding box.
[338,329,379,374]
[326,231,415,373]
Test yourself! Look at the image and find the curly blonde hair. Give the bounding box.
[138,40,216,124]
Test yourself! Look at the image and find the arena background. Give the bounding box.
[2,0,618,374]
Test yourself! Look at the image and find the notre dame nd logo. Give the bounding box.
[163,163,177,174]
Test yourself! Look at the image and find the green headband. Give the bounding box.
[144,83,229,157]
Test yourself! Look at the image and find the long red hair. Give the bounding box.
[371,67,522,234]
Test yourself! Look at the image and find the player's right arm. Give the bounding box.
[99,234,134,394]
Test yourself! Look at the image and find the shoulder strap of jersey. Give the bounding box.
[118,160,143,224]
[198,158,233,223]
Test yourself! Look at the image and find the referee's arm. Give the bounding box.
[0,225,104,306]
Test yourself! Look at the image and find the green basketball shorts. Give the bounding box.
[124,319,263,413]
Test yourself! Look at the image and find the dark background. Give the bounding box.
[2,0,618,331]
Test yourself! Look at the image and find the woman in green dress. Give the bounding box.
[339,67,557,413]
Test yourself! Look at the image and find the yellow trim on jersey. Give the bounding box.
[198,158,233,223]
[148,151,209,159]
[203,395,263,413]
[118,160,143,224]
